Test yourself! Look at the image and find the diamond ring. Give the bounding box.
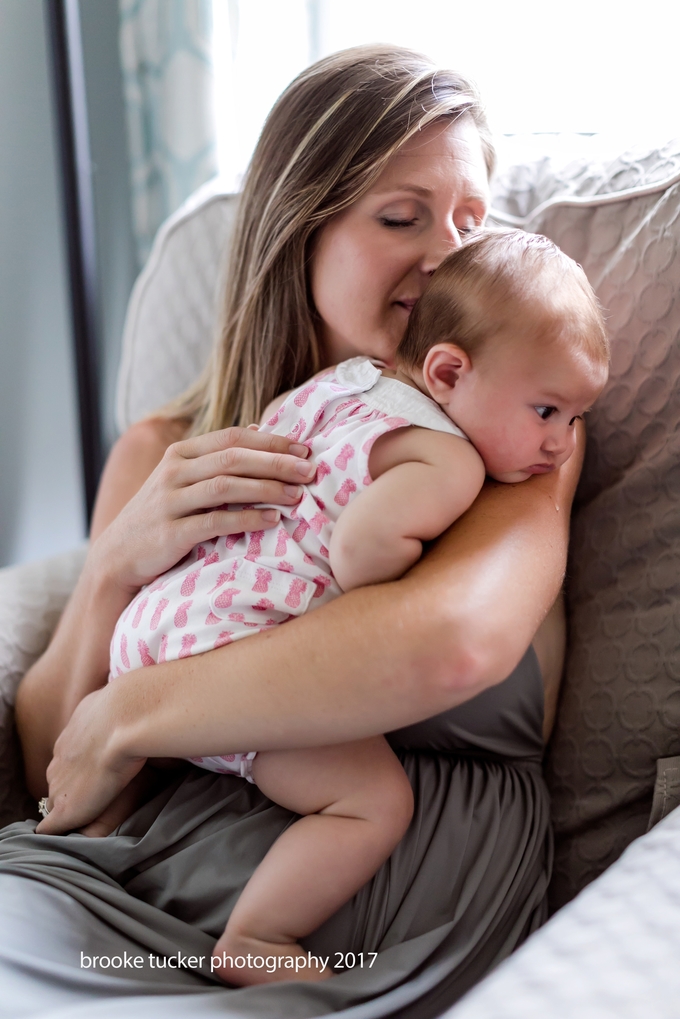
[37,797,50,819]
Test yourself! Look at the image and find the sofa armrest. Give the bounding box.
[0,545,87,825]
[445,805,680,1018]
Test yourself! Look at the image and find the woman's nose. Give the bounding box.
[420,223,462,275]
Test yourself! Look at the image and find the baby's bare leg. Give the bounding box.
[212,736,413,986]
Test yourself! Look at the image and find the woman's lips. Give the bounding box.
[395,299,417,314]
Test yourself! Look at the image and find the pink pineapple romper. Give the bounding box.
[109,357,467,781]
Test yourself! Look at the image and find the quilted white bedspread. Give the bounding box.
[446,804,680,1018]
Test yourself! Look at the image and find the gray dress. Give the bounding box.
[0,647,549,1019]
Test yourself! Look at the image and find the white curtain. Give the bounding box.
[119,0,218,267]
[211,0,679,187]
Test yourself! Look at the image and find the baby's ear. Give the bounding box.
[422,344,472,403]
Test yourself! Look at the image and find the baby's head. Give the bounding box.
[397,230,609,482]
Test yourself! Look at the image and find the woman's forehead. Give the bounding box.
[371,118,490,202]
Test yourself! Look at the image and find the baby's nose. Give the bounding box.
[542,428,573,459]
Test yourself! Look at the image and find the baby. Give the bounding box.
[110,230,609,985]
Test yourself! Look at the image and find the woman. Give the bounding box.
[5,47,576,1017]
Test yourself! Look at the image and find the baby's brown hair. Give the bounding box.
[397,230,608,369]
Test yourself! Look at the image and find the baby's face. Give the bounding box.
[444,335,608,483]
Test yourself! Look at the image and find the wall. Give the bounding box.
[0,0,137,567]
[79,0,137,453]
[0,0,85,566]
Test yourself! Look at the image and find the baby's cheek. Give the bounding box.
[474,439,520,480]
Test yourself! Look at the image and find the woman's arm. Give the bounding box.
[16,419,177,797]
[120,449,579,752]
[37,425,583,834]
[16,419,316,798]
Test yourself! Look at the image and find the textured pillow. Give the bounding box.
[492,135,680,219]
[116,179,239,430]
[0,546,87,825]
[492,140,680,910]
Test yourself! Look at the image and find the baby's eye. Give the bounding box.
[535,406,557,420]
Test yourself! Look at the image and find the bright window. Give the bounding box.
[212,0,678,190]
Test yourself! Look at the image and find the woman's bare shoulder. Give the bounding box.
[90,417,190,539]
[261,389,293,424]
[116,416,189,461]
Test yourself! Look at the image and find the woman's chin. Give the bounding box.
[324,333,397,367]
[358,336,401,368]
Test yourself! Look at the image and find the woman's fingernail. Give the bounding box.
[290,443,310,457]
[262,509,280,522]
[284,485,302,499]
[296,461,316,477]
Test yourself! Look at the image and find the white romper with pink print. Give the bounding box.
[109,357,467,781]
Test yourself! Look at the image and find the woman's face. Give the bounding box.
[310,116,490,367]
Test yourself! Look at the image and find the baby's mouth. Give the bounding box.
[525,463,556,475]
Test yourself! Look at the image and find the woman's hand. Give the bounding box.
[35,687,146,835]
[93,424,317,592]
[76,768,158,837]
[17,421,317,798]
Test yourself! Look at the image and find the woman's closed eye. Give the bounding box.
[380,216,418,229]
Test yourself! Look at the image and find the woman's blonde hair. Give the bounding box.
[168,45,495,434]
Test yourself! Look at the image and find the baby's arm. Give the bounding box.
[329,427,485,592]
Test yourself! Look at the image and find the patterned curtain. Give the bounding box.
[119,0,217,267]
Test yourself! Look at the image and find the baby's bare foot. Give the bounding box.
[212,930,332,986]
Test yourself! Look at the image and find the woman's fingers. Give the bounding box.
[170,426,311,463]
[171,446,316,488]
[172,476,304,517]
[77,768,160,837]
[91,424,316,591]
[155,438,318,524]
[177,507,283,547]
[36,783,117,835]
[34,690,148,836]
